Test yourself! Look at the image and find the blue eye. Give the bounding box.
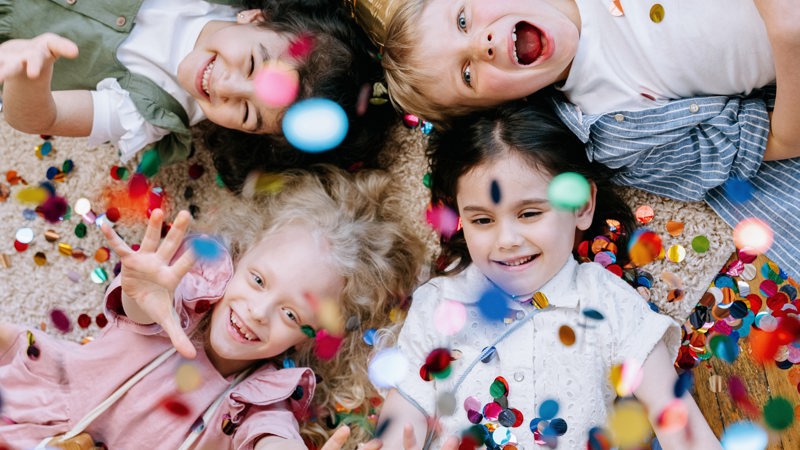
[458,11,467,30]
[463,65,472,86]
[282,307,299,323]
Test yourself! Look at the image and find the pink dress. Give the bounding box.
[0,246,315,449]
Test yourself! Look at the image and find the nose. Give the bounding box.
[496,219,523,250]
[248,296,274,324]
[471,30,495,62]
[213,71,252,102]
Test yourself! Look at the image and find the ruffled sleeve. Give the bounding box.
[104,236,234,335]
[228,366,317,449]
[88,78,172,163]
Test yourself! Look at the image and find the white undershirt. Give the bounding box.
[88,0,237,161]
[559,0,774,114]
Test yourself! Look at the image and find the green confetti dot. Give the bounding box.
[215,173,226,188]
[763,396,794,430]
[301,325,316,338]
[136,148,161,178]
[431,365,452,380]
[422,172,432,189]
[547,172,590,210]
[489,379,507,399]
[691,235,710,253]
[74,223,87,238]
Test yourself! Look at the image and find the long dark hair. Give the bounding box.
[428,98,637,275]
[199,0,396,192]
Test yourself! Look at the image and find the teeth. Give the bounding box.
[201,61,214,96]
[230,312,257,341]
[503,256,534,266]
[512,31,517,42]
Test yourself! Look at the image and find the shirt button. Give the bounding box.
[689,103,699,113]
[513,371,525,382]
[613,113,624,122]
[116,16,127,27]
[66,0,76,4]
[515,310,525,321]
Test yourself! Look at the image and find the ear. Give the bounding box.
[575,181,597,231]
[237,9,266,24]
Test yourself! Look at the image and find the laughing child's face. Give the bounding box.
[412,0,580,109]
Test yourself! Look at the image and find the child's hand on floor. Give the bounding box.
[101,209,198,359]
[0,33,78,83]
[350,425,460,450]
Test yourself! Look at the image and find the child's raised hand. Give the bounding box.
[0,33,79,84]
[100,209,198,359]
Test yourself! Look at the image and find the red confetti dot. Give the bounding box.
[110,165,122,180]
[14,240,28,252]
[288,33,315,58]
[77,313,92,329]
[95,313,108,328]
[41,195,68,223]
[188,164,205,180]
[160,395,191,416]
[128,173,148,197]
[50,309,72,333]
[194,300,211,314]
[106,207,121,222]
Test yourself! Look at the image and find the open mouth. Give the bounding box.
[498,254,538,267]
[229,310,259,342]
[197,56,216,99]
[513,21,545,65]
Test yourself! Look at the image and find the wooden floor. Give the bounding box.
[688,253,800,449]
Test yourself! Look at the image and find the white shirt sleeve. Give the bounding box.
[88,78,171,163]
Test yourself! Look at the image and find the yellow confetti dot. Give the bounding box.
[649,4,665,23]
[16,186,48,204]
[609,400,652,447]
[58,242,73,256]
[667,244,686,263]
[176,363,203,393]
[33,252,47,266]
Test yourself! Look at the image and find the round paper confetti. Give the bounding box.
[368,348,408,388]
[709,334,739,363]
[649,4,665,23]
[733,218,773,255]
[50,309,72,333]
[539,399,559,420]
[608,400,651,447]
[191,237,223,261]
[33,252,47,266]
[426,204,459,239]
[282,98,348,153]
[547,172,590,210]
[720,421,767,450]
[74,198,91,216]
[558,325,576,346]
[657,398,688,432]
[635,205,655,225]
[708,374,724,393]
[15,227,34,244]
[723,178,754,203]
[254,63,299,107]
[666,244,686,263]
[176,363,203,393]
[609,360,643,396]
[691,235,710,253]
[433,300,467,336]
[763,396,794,430]
[665,221,684,237]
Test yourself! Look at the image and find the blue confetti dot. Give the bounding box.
[721,421,767,450]
[363,328,377,346]
[723,178,754,204]
[282,98,348,153]
[191,237,223,261]
[673,371,694,397]
[490,180,501,204]
[582,308,605,321]
[477,287,510,322]
[539,399,559,420]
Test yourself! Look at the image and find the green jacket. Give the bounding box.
[0,0,241,164]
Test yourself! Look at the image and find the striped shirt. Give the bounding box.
[552,87,800,280]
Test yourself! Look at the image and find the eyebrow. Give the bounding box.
[461,198,549,212]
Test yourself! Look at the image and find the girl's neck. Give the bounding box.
[485,276,535,302]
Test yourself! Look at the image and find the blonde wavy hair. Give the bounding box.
[200,166,426,448]
[382,0,476,124]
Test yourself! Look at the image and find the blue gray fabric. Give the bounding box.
[552,86,799,279]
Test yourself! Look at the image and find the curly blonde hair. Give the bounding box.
[382,0,476,124]
[200,166,426,448]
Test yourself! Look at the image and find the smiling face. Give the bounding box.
[206,224,345,376]
[412,0,580,109]
[456,152,594,297]
[177,11,298,134]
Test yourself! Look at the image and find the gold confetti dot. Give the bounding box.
[650,4,665,23]
[33,252,47,266]
[665,221,684,237]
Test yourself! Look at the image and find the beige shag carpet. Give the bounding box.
[0,112,734,343]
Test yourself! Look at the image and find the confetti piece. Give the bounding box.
[720,421,767,450]
[634,205,654,224]
[282,98,348,153]
[733,218,773,255]
[609,360,643,396]
[50,309,72,333]
[254,63,299,107]
[539,399,559,420]
[608,400,651,447]
[691,235,710,253]
[477,287,511,322]
[558,324,576,346]
[433,300,466,336]
[191,237,223,261]
[176,363,203,393]
[723,178,754,203]
[368,348,408,388]
[649,4,665,23]
[547,172,590,210]
[426,204,459,239]
[665,221,683,237]
[314,329,343,360]
[160,395,191,416]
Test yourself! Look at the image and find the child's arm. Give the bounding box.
[0,33,93,137]
[100,208,197,359]
[255,426,358,450]
[634,340,722,450]
[369,389,459,450]
[756,0,800,161]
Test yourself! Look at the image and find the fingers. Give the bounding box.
[162,309,196,359]
[402,425,417,450]
[157,210,192,260]
[101,222,134,258]
[171,246,198,279]
[319,426,351,450]
[139,209,165,253]
[441,436,460,450]
[43,33,79,59]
